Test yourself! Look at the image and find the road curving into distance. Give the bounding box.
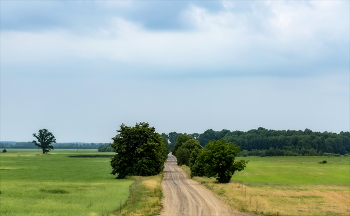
[160,153,256,216]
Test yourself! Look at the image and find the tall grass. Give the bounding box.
[0,150,133,216]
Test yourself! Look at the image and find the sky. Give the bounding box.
[1,0,349,143]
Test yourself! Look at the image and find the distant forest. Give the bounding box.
[2,127,349,156]
[0,142,108,149]
[163,128,350,156]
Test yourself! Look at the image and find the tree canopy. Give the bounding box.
[32,129,56,154]
[163,128,350,156]
[110,122,167,179]
[173,134,192,156]
[98,144,113,152]
[176,139,202,166]
[193,139,247,183]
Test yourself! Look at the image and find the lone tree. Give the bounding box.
[193,139,247,183]
[32,129,56,154]
[110,122,167,179]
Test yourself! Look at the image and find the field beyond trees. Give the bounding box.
[184,156,350,216]
[0,149,133,216]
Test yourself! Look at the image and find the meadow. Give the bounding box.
[0,149,134,216]
[184,156,350,216]
[233,156,349,186]
[2,150,349,216]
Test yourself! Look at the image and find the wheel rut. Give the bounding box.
[160,154,256,216]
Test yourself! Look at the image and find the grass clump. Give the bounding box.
[39,188,69,194]
[289,195,323,199]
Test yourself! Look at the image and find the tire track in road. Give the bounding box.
[160,154,256,216]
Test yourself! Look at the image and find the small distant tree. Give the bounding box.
[98,144,113,152]
[193,139,248,183]
[2,149,7,153]
[32,129,56,154]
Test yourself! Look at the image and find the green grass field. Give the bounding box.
[0,149,133,216]
[2,150,349,216]
[232,156,350,186]
[3,148,100,153]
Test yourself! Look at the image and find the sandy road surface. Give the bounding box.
[160,154,255,216]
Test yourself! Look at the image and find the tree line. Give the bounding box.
[163,127,350,156]
[107,123,246,183]
[5,125,348,184]
[0,142,108,149]
[5,124,249,183]
[172,134,247,183]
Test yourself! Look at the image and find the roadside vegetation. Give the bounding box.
[173,134,247,183]
[111,174,163,216]
[108,122,166,215]
[110,122,168,179]
[182,156,350,216]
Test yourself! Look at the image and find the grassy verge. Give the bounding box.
[181,156,350,216]
[110,174,164,216]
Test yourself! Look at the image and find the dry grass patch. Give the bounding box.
[111,174,163,216]
[179,161,350,216]
[179,156,350,215]
[193,178,350,216]
[143,177,159,189]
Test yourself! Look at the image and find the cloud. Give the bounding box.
[1,1,349,142]
[0,1,226,32]
[2,0,348,79]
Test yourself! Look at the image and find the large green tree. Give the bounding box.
[193,139,247,183]
[110,122,167,179]
[32,129,56,154]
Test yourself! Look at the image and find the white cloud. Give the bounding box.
[2,1,348,78]
[1,1,348,142]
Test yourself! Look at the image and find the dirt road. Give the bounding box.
[160,154,255,216]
